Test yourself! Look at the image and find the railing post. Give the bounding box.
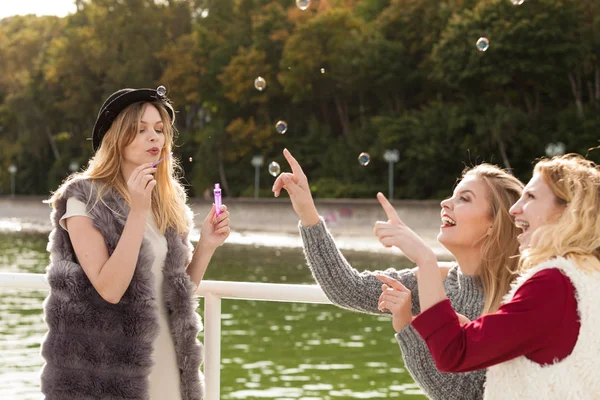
[203,292,222,400]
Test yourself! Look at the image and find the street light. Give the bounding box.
[545,142,566,158]
[8,164,17,197]
[383,149,400,200]
[251,155,264,199]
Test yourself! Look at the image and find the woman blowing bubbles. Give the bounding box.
[378,154,600,399]
[40,87,230,399]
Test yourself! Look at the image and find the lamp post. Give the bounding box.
[8,164,17,197]
[251,155,264,199]
[383,149,400,200]
[545,142,566,158]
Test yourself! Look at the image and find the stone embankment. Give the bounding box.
[0,196,451,258]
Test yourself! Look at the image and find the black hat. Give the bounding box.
[91,86,174,151]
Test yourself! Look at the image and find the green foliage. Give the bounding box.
[1,0,599,198]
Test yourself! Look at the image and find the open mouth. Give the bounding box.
[441,215,456,228]
[515,220,530,232]
[515,220,530,242]
[148,149,159,156]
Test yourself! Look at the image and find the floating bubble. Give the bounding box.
[275,120,288,134]
[296,0,311,11]
[510,0,525,4]
[545,142,566,157]
[476,37,489,52]
[156,85,167,96]
[320,68,325,74]
[189,157,193,162]
[268,161,281,177]
[358,152,370,166]
[254,76,267,91]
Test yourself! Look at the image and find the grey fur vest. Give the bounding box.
[40,178,204,399]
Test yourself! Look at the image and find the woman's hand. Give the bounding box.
[377,275,470,331]
[376,275,414,332]
[272,149,320,227]
[198,204,230,251]
[456,313,471,326]
[374,192,437,266]
[127,163,157,213]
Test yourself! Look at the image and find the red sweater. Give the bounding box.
[412,268,580,373]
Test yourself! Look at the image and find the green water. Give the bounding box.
[0,232,425,399]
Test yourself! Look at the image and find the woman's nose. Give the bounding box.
[509,200,521,216]
[440,198,451,210]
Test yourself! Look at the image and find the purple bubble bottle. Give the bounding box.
[214,183,222,216]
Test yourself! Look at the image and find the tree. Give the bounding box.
[279,8,368,137]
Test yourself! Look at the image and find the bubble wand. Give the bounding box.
[152,151,173,168]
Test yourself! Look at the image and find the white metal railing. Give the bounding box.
[0,272,332,400]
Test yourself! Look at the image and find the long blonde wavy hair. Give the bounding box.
[462,164,524,313]
[49,101,189,235]
[519,154,600,273]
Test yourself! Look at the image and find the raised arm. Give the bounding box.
[374,192,447,312]
[186,203,231,288]
[272,149,451,314]
[66,163,157,304]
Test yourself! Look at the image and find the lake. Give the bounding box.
[0,231,425,399]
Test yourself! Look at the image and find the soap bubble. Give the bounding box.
[156,85,167,96]
[320,68,325,74]
[275,120,288,134]
[296,0,311,11]
[254,76,267,91]
[358,152,370,166]
[268,161,281,177]
[510,0,524,4]
[476,37,489,52]
[189,157,193,162]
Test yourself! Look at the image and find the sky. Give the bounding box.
[0,0,77,19]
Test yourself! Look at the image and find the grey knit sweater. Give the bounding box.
[299,219,486,400]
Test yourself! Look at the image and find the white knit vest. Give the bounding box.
[484,256,600,400]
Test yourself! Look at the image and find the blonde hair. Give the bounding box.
[519,154,600,272]
[462,164,524,313]
[49,101,189,235]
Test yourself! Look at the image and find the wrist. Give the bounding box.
[128,207,148,219]
[300,210,320,227]
[197,237,217,252]
[417,253,438,269]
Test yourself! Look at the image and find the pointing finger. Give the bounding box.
[375,274,410,293]
[283,148,305,177]
[377,192,401,224]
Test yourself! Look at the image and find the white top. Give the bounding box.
[60,197,182,400]
[484,256,600,400]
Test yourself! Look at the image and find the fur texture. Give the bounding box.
[40,179,204,399]
[484,257,600,400]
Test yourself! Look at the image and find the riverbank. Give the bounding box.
[0,196,452,258]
